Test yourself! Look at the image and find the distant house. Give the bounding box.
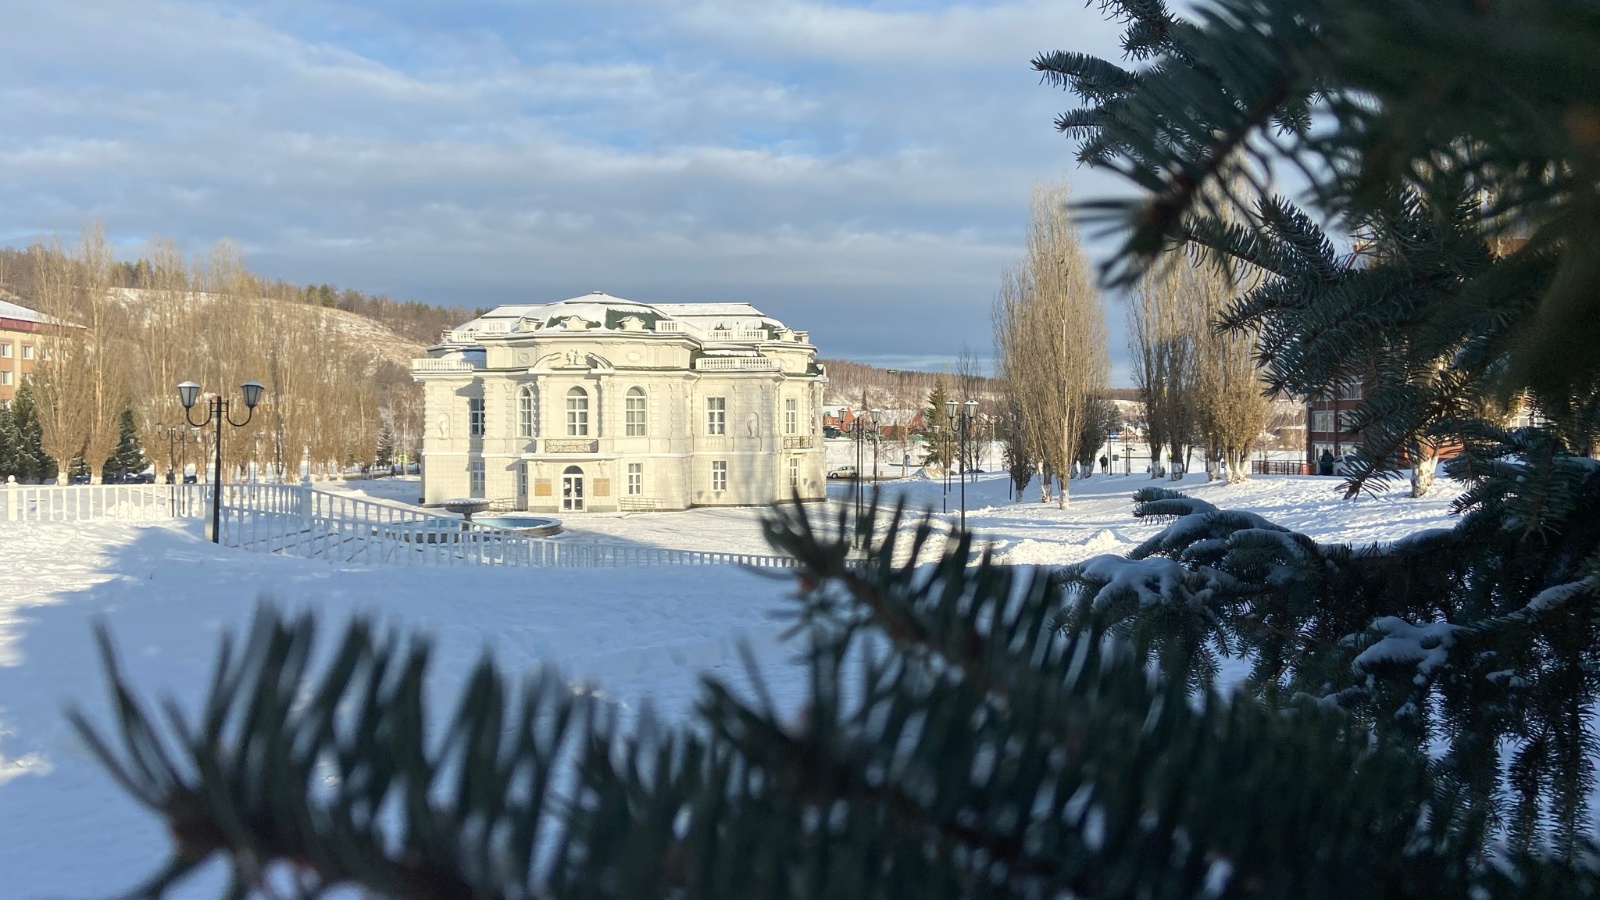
[0,296,67,408]
[412,292,828,512]
[1304,380,1366,466]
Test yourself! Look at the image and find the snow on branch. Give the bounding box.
[1073,554,1197,609]
[1351,616,1462,685]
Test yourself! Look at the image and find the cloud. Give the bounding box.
[0,0,1139,377]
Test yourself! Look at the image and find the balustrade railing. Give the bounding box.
[694,356,780,372]
[412,358,480,374]
[3,480,797,570]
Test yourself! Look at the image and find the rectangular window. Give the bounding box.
[788,457,799,487]
[1311,410,1334,433]
[0,344,10,357]
[517,388,535,438]
[469,460,485,498]
[0,370,11,386]
[1336,380,1363,401]
[20,345,33,360]
[469,398,485,437]
[706,397,726,435]
[784,398,798,435]
[1338,409,1360,431]
[711,460,727,492]
[627,463,643,495]
[566,389,589,436]
[626,391,647,436]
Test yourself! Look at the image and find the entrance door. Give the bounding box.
[562,465,585,512]
[516,462,529,510]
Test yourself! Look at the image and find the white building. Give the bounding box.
[412,292,828,512]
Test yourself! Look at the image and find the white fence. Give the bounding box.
[1,480,797,571]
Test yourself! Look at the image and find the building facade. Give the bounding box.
[412,293,828,512]
[0,297,48,407]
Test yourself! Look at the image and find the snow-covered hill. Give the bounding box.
[110,288,427,369]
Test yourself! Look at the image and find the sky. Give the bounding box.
[0,0,1140,381]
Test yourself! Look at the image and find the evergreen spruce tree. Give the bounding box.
[1032,0,1600,850]
[918,378,954,472]
[9,378,50,482]
[375,422,396,469]
[0,401,18,481]
[101,408,147,481]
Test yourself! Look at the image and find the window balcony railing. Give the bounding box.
[411,358,480,374]
[542,439,598,453]
[694,356,780,372]
[782,435,813,449]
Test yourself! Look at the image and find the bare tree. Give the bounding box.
[1187,262,1272,484]
[28,238,90,480]
[992,182,1110,507]
[1129,261,1198,480]
[63,224,132,483]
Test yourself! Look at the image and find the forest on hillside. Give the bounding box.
[0,229,464,483]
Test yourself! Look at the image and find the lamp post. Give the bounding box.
[153,423,184,484]
[178,379,264,543]
[946,398,979,531]
[850,409,882,548]
[869,408,882,486]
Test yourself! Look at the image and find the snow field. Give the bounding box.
[0,518,803,898]
[0,471,1467,896]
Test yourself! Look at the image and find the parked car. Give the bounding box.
[827,465,858,480]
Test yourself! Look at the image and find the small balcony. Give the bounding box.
[782,435,814,450]
[542,439,598,454]
[411,358,480,374]
[694,356,780,372]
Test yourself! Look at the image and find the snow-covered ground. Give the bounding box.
[0,471,1466,897]
[320,470,1465,564]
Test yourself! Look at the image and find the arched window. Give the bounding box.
[517,385,537,438]
[566,387,589,436]
[625,387,647,436]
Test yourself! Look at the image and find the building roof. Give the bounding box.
[0,298,51,326]
[444,292,798,344]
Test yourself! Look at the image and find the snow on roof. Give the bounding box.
[652,302,766,318]
[453,293,790,338]
[0,298,50,326]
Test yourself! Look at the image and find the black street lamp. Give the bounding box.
[153,423,181,484]
[869,408,882,487]
[851,409,881,548]
[946,398,979,531]
[178,379,264,543]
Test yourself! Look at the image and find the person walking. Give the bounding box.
[1099,454,1109,475]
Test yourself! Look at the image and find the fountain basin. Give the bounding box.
[472,514,563,536]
